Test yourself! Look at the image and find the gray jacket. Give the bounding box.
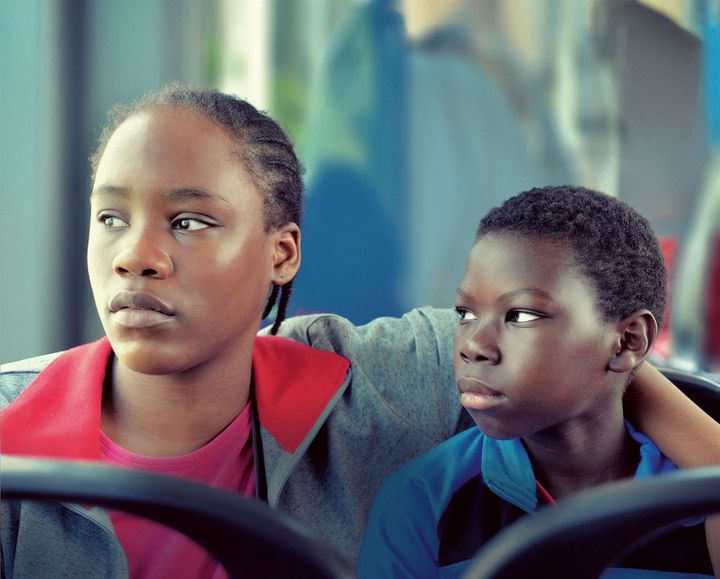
[1,308,468,577]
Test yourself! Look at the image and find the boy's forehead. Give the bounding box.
[471,232,575,267]
[460,233,590,298]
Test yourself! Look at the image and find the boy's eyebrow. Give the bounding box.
[455,288,474,302]
[90,185,231,206]
[455,287,555,302]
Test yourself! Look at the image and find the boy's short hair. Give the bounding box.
[476,185,667,327]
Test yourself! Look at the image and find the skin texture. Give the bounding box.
[627,363,720,577]
[454,232,653,498]
[87,106,300,456]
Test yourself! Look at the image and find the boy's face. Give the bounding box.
[87,107,276,375]
[454,232,621,440]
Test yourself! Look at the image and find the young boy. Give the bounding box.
[0,86,715,578]
[358,185,718,578]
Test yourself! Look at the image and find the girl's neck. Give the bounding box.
[101,350,253,457]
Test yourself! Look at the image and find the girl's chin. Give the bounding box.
[111,342,199,376]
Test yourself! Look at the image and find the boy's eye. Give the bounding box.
[172,217,210,231]
[506,310,542,323]
[98,214,129,229]
[455,307,477,322]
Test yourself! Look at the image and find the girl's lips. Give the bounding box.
[109,290,175,315]
[457,377,507,411]
[111,308,174,329]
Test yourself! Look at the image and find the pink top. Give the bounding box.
[99,403,256,579]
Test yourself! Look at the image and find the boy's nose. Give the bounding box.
[459,324,501,365]
[112,230,173,279]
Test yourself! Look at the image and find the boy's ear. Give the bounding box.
[608,309,658,373]
[270,222,301,285]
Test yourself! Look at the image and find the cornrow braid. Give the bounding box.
[270,280,294,336]
[91,83,304,333]
[262,284,281,320]
[260,281,293,335]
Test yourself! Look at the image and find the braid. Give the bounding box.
[270,280,294,335]
[91,84,304,333]
[262,284,280,320]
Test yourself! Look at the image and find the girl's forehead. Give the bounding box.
[93,107,257,207]
[100,109,236,172]
[118,106,226,140]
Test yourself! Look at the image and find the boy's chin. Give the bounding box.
[476,429,520,441]
[468,414,522,440]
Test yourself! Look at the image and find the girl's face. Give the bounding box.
[87,106,296,375]
[453,232,622,440]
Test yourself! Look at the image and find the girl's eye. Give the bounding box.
[455,307,477,322]
[173,218,209,231]
[99,214,128,229]
[506,310,542,323]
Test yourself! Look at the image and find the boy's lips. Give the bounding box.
[457,377,507,411]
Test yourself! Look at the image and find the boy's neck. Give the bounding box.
[522,406,640,501]
[101,346,254,457]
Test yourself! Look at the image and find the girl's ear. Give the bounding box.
[608,309,658,373]
[270,222,301,285]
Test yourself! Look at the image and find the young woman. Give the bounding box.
[1,88,717,578]
[358,185,719,578]
[0,85,464,578]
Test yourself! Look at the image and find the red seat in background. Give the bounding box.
[654,237,677,360]
[657,234,720,372]
[706,234,720,370]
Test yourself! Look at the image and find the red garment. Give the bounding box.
[1,335,350,577]
[1,335,350,458]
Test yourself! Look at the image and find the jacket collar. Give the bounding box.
[1,339,110,460]
[252,336,350,453]
[1,336,349,459]
[480,422,680,513]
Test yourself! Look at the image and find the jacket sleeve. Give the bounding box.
[357,465,441,579]
[272,307,462,443]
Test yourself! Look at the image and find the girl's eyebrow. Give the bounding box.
[456,287,555,303]
[90,185,127,199]
[163,187,232,206]
[90,185,231,207]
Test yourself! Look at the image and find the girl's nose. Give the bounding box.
[112,229,173,279]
